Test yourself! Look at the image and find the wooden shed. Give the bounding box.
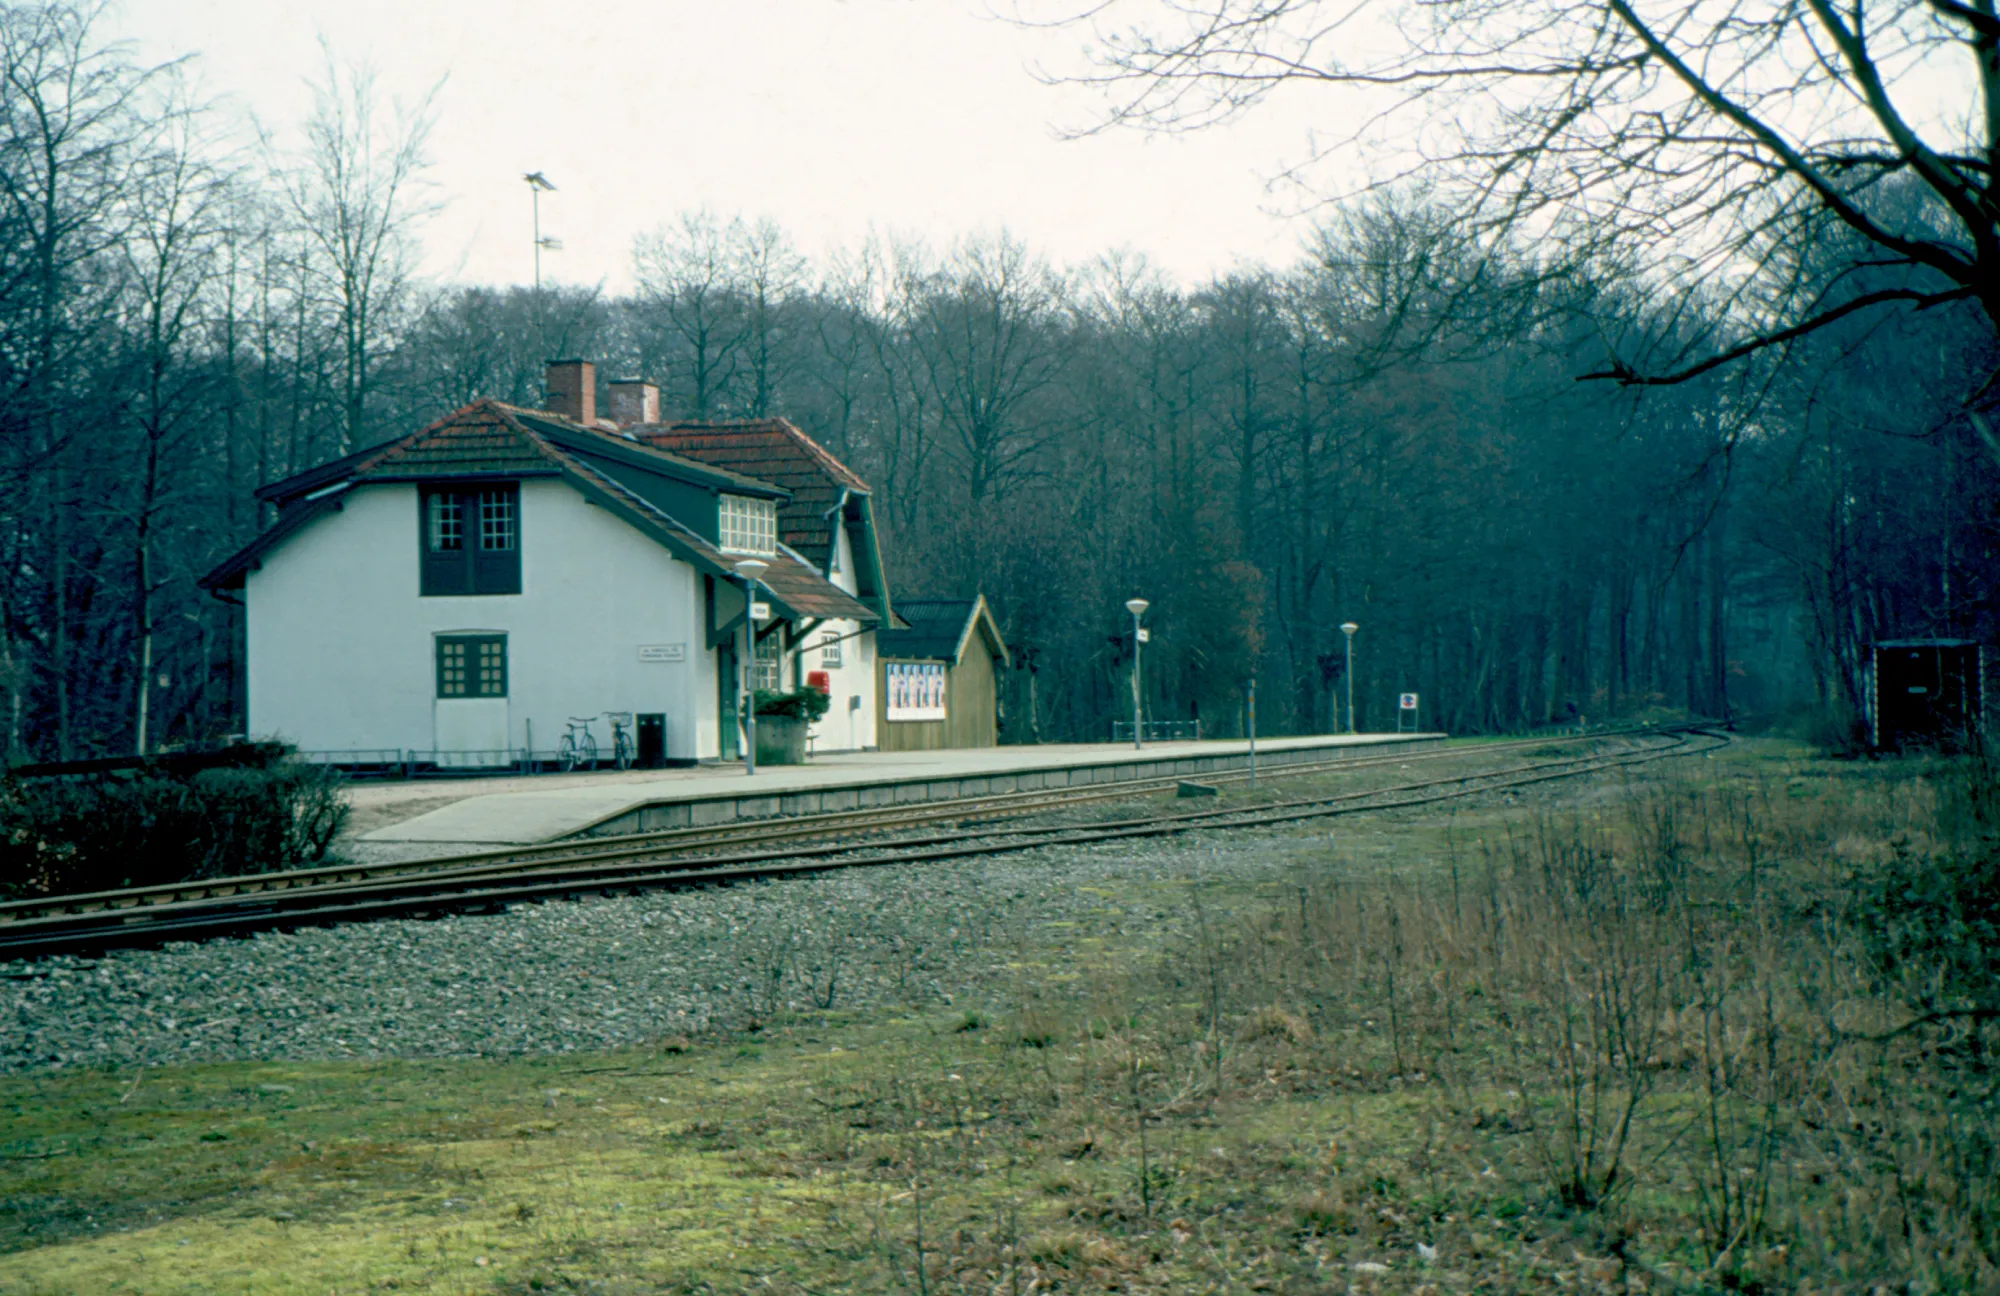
[876,596,1009,750]
[1871,639,1988,749]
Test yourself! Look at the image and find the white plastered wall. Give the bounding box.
[804,517,879,752]
[245,479,719,760]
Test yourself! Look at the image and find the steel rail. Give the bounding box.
[0,726,1666,922]
[16,737,1664,934]
[0,728,1659,923]
[0,730,1723,961]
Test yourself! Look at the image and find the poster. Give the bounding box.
[886,662,948,722]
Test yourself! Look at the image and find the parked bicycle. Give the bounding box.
[604,712,635,771]
[558,716,598,773]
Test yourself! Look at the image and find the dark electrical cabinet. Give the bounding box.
[636,713,666,767]
[1872,640,1986,750]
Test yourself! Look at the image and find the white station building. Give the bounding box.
[203,361,894,767]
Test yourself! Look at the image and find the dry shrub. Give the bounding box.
[1138,756,2000,1289]
[1294,1189,1355,1237]
[1027,1226,1139,1273]
[1238,1004,1314,1047]
[1007,1009,1060,1049]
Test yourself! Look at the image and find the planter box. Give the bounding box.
[754,715,809,765]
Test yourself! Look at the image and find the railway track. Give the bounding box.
[2,727,1652,918]
[0,727,1725,960]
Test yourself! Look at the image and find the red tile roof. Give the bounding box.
[206,400,879,625]
[355,404,567,479]
[630,419,870,570]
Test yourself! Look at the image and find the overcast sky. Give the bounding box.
[113,0,1341,294]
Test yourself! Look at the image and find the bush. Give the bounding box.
[0,752,347,899]
[753,687,832,724]
[1862,750,2000,1005]
[1792,701,1871,756]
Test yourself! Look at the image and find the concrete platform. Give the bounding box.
[356,733,1441,846]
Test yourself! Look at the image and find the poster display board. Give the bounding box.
[886,662,949,722]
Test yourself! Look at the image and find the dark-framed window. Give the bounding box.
[421,484,521,595]
[437,634,507,698]
[719,494,777,556]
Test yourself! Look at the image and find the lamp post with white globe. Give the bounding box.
[735,558,769,774]
[1126,598,1149,750]
[1340,621,1359,734]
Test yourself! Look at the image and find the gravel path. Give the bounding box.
[0,833,1302,1074]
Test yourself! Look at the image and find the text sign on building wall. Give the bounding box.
[638,643,687,663]
[1400,693,1419,710]
[886,662,948,722]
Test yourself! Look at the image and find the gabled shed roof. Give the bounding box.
[877,595,1009,668]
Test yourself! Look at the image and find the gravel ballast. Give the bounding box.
[0,834,1303,1074]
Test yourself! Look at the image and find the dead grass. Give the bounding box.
[1,739,1990,1293]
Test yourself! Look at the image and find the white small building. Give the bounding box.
[202,361,894,767]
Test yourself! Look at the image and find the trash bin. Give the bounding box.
[636,713,666,767]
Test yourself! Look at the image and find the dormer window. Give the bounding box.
[421,484,521,595]
[719,494,776,556]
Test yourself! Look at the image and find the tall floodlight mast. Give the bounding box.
[523,172,558,290]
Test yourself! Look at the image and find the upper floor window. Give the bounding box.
[820,632,843,668]
[428,493,463,551]
[719,494,776,556]
[422,485,521,596]
[480,490,516,550]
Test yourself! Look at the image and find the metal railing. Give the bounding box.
[1109,719,1202,744]
[298,747,534,778]
[296,748,405,768]
[298,746,664,778]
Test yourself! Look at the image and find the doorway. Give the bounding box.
[717,644,738,760]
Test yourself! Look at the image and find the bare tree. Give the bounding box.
[733,216,807,418]
[633,209,751,419]
[268,44,438,451]
[119,69,228,753]
[907,234,1069,511]
[0,0,158,757]
[1052,0,2000,386]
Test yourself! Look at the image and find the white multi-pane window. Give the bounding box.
[427,493,463,552]
[754,634,782,691]
[479,490,516,551]
[719,494,777,555]
[821,632,843,667]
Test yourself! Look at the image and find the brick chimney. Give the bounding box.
[607,378,660,427]
[545,359,596,425]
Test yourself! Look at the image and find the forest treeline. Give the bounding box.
[2,1,1991,760]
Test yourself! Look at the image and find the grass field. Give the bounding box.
[1,737,1993,1294]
